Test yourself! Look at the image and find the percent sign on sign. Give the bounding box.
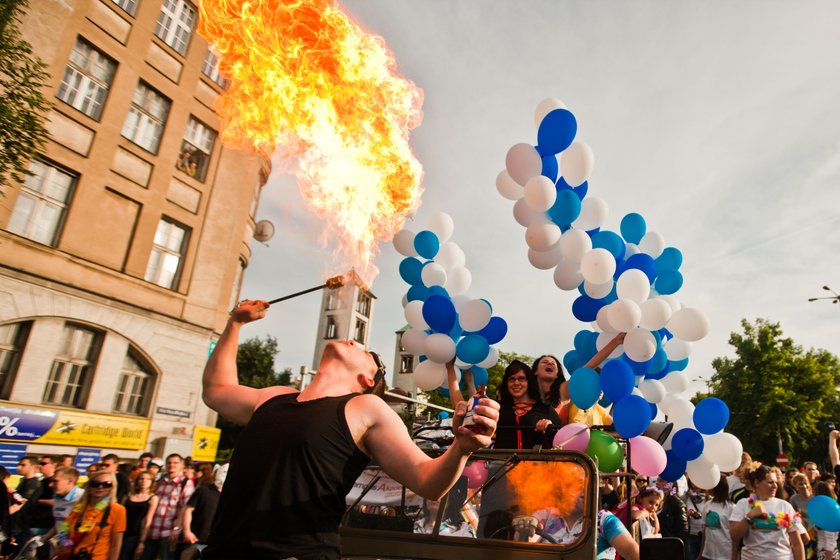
[0,417,20,437]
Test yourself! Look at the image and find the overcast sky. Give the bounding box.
[238,0,840,394]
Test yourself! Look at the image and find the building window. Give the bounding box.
[354,319,366,344]
[110,0,138,16]
[400,355,414,374]
[175,116,216,182]
[121,81,170,153]
[325,292,339,311]
[7,160,76,246]
[324,316,337,340]
[0,322,31,399]
[356,293,371,317]
[154,0,195,55]
[113,352,154,416]
[145,218,189,289]
[202,48,229,89]
[43,324,101,408]
[56,38,117,120]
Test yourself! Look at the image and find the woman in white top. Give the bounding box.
[730,463,805,560]
[697,475,733,560]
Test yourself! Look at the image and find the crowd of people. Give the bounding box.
[1,451,228,560]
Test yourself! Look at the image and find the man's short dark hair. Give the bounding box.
[40,456,55,464]
[139,452,153,460]
[20,456,37,465]
[166,453,183,462]
[55,466,79,481]
[102,453,120,463]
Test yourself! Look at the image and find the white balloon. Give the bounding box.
[560,142,594,187]
[554,259,584,291]
[596,331,624,358]
[436,242,466,271]
[513,198,543,227]
[667,308,711,342]
[421,262,447,288]
[664,395,694,426]
[427,212,454,244]
[580,248,616,284]
[639,298,673,331]
[624,243,640,257]
[624,327,657,362]
[496,170,524,201]
[584,279,614,299]
[478,346,500,368]
[401,327,428,355]
[401,294,408,308]
[607,299,642,332]
[616,269,651,304]
[596,306,618,333]
[639,231,665,258]
[505,143,542,185]
[703,432,743,471]
[558,228,592,262]
[393,229,416,257]
[414,360,447,391]
[661,372,689,395]
[528,245,564,270]
[525,221,562,252]
[425,333,456,363]
[460,299,492,332]
[524,175,557,212]
[454,358,470,369]
[686,455,721,490]
[572,197,609,231]
[534,98,567,128]
[404,300,428,330]
[639,379,667,404]
[664,338,692,361]
[657,295,682,313]
[445,266,472,295]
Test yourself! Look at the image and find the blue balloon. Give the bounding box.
[456,334,490,365]
[583,331,600,357]
[573,181,588,201]
[406,284,429,302]
[537,109,577,156]
[563,350,584,374]
[649,402,659,421]
[649,348,668,374]
[658,328,673,341]
[668,358,689,372]
[422,295,457,333]
[660,449,687,482]
[547,189,582,226]
[808,496,840,532]
[645,361,671,381]
[592,231,626,261]
[399,257,423,285]
[437,410,451,420]
[438,387,450,397]
[623,253,657,283]
[449,321,463,339]
[574,330,592,352]
[655,269,683,295]
[569,367,600,410]
[656,247,683,273]
[599,395,612,408]
[613,395,652,438]
[603,283,618,304]
[469,366,489,386]
[600,359,635,403]
[671,428,705,461]
[623,355,651,376]
[620,213,647,244]
[541,154,558,182]
[693,398,730,435]
[572,295,605,323]
[586,227,600,238]
[477,316,508,345]
[414,230,440,259]
[427,285,450,299]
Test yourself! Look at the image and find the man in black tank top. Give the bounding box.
[201,300,500,560]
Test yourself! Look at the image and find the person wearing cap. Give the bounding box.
[201,300,499,560]
[147,459,163,481]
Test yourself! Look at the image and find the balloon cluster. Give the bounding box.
[394,213,508,393]
[499,98,742,486]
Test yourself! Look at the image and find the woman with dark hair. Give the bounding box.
[494,360,561,450]
[730,463,805,560]
[697,475,733,560]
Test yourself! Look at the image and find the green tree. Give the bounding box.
[709,318,840,465]
[0,0,50,195]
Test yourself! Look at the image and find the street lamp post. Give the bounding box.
[808,285,840,306]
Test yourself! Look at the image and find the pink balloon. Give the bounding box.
[462,460,488,489]
[553,423,590,452]
[629,436,667,477]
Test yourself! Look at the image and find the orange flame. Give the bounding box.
[506,462,585,517]
[198,0,424,283]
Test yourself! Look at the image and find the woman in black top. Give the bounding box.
[119,471,157,560]
[494,360,562,450]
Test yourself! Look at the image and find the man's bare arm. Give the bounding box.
[830,431,839,468]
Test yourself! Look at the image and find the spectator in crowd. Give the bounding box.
[730,463,804,560]
[656,477,689,555]
[802,461,821,485]
[180,464,228,560]
[812,481,838,560]
[120,470,157,560]
[685,478,705,559]
[494,360,561,450]
[11,456,43,545]
[769,466,789,500]
[0,466,12,556]
[86,463,102,480]
[193,464,215,488]
[140,454,194,560]
[696,475,733,560]
[789,473,812,515]
[631,488,661,539]
[101,455,131,504]
[59,455,74,468]
[783,468,798,499]
[147,459,163,482]
[31,456,56,537]
[47,467,84,529]
[726,452,753,503]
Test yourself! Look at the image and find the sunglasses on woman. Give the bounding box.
[88,480,113,489]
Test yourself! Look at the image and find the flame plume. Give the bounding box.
[198,0,424,283]
[506,462,585,517]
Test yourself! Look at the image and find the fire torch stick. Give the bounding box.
[266,275,345,304]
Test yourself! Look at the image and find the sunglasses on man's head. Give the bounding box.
[88,480,113,489]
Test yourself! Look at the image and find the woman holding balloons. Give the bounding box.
[730,463,805,560]
[494,360,562,450]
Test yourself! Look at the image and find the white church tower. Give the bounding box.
[392,325,417,395]
[312,271,376,369]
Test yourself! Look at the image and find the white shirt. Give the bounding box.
[699,500,734,560]
[52,485,84,529]
[731,497,800,560]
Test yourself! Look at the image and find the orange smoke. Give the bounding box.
[198,0,424,283]
[507,462,585,517]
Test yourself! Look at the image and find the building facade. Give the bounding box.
[311,272,375,371]
[0,0,267,462]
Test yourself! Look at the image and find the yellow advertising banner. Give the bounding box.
[192,426,220,462]
[0,403,150,450]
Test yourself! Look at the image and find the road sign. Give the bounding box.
[776,454,789,468]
